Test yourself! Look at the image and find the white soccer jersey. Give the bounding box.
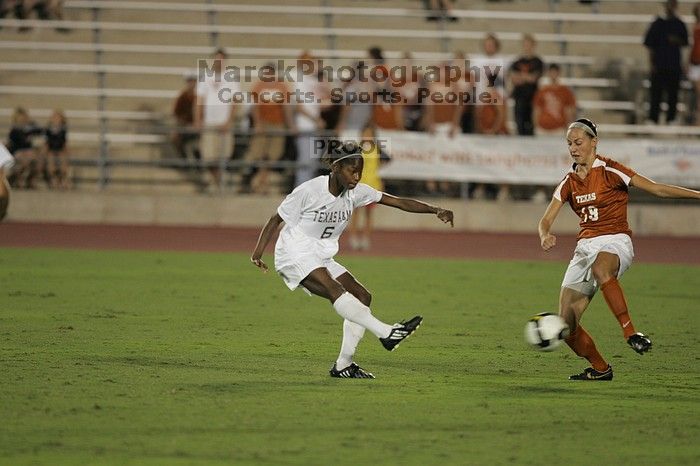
[0,143,14,171]
[275,175,382,260]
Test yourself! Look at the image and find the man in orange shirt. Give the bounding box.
[533,64,576,133]
[243,62,295,193]
[474,86,508,135]
[539,118,700,380]
[423,62,462,137]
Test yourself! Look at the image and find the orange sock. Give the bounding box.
[565,326,609,372]
[600,277,636,339]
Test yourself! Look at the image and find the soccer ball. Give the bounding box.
[524,313,569,351]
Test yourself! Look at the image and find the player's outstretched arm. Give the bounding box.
[538,198,564,251]
[251,213,284,272]
[630,174,700,200]
[378,193,454,227]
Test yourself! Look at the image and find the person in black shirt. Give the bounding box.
[6,107,41,188]
[643,0,689,124]
[509,34,544,136]
[45,109,70,189]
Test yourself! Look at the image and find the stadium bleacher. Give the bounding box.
[0,0,698,192]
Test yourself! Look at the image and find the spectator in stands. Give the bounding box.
[0,0,31,31]
[0,0,11,19]
[368,46,385,69]
[531,64,576,203]
[422,61,464,196]
[336,61,375,137]
[194,48,238,191]
[242,61,295,194]
[44,109,70,189]
[425,0,457,22]
[366,46,405,132]
[689,3,700,124]
[453,50,474,134]
[6,107,41,189]
[46,0,63,19]
[474,86,510,201]
[471,33,506,96]
[474,86,508,136]
[399,52,427,132]
[373,86,405,132]
[172,71,199,162]
[423,61,463,138]
[4,1,65,31]
[643,0,688,124]
[348,126,390,251]
[509,34,544,136]
[533,64,577,133]
[293,51,330,187]
[319,66,343,132]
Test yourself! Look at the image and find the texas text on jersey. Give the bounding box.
[553,155,637,240]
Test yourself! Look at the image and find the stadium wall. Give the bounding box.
[7,191,699,237]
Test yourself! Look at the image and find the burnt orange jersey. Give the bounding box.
[553,155,637,240]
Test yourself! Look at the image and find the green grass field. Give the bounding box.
[1,247,699,465]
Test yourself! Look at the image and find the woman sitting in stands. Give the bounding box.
[6,107,42,189]
[44,109,71,189]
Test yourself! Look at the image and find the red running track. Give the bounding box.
[0,222,698,265]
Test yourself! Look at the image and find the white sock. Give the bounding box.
[332,292,393,339]
[335,320,365,370]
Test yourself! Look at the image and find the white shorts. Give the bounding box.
[688,64,700,82]
[275,253,348,293]
[561,233,634,296]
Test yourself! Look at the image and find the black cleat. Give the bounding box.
[627,332,652,354]
[569,365,613,381]
[379,316,423,351]
[329,363,375,379]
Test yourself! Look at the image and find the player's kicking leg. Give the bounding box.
[560,286,613,381]
[592,252,652,354]
[330,272,373,378]
[301,268,423,378]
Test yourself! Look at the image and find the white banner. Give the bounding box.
[377,130,700,187]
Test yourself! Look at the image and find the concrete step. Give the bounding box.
[0,27,93,44]
[0,48,95,64]
[102,74,182,91]
[0,71,98,88]
[99,29,210,47]
[0,94,99,112]
[97,10,208,25]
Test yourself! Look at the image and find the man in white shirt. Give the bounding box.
[194,48,238,190]
[293,53,330,187]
